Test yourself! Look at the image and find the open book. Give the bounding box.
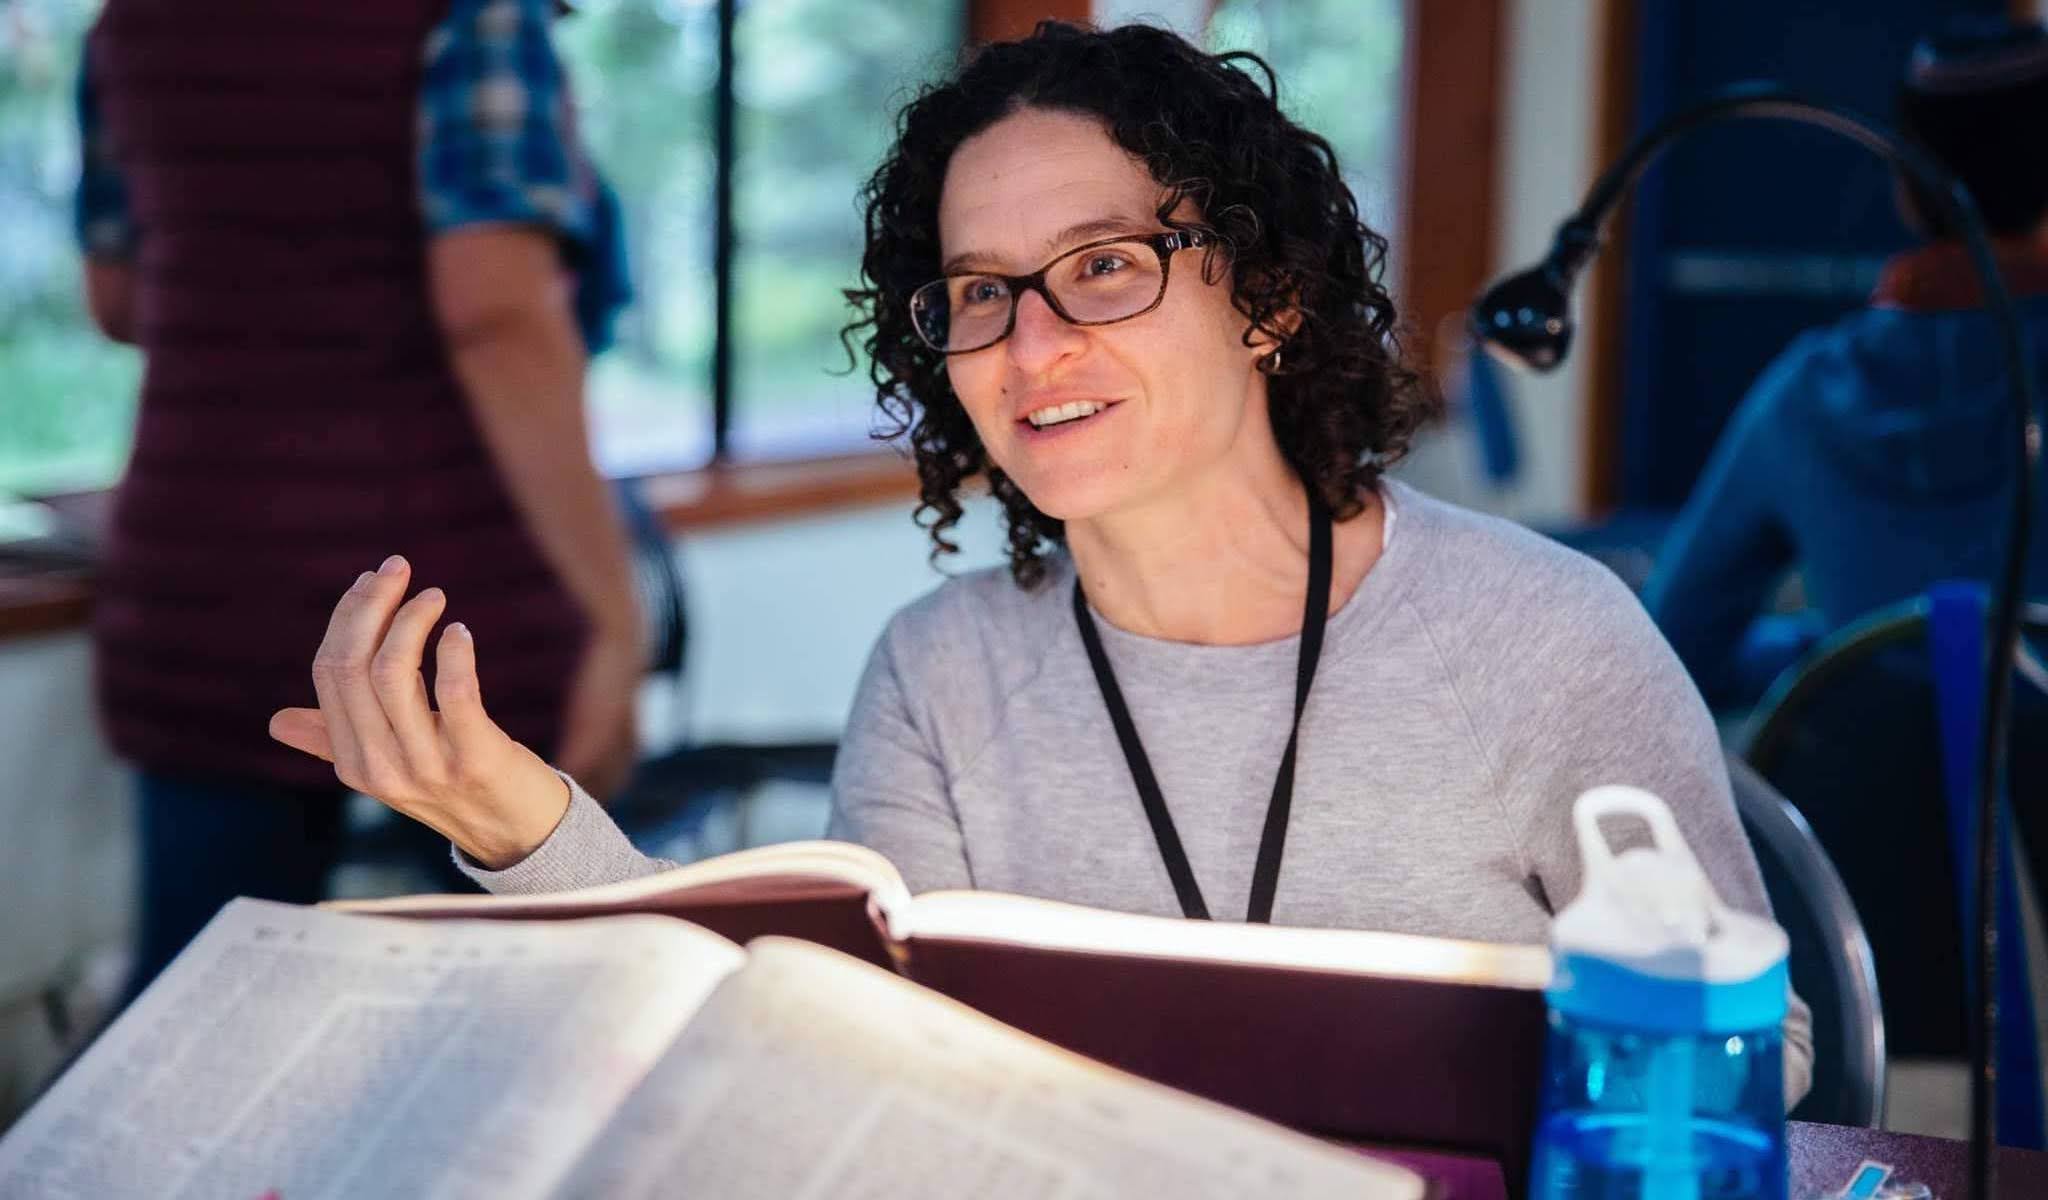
[0,898,1428,1200]
[337,840,1555,1189]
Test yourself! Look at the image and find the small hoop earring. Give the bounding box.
[1258,347,1284,375]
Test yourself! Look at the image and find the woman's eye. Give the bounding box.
[960,279,1007,307]
[1083,254,1130,277]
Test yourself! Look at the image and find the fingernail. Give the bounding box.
[421,586,445,604]
[378,555,406,576]
[448,622,470,640]
[354,571,376,588]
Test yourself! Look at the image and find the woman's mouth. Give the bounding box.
[1019,399,1117,433]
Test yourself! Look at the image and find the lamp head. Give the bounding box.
[1469,264,1574,373]
[1468,218,1602,374]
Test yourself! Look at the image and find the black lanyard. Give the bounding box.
[1071,493,1333,923]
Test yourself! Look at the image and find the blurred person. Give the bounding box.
[76,0,639,998]
[1645,19,2048,709]
[273,22,1812,1100]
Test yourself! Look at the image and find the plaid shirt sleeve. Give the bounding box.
[73,41,138,261]
[418,0,598,249]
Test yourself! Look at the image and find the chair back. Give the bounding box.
[1726,756,1885,1126]
[614,477,688,680]
[1737,595,2048,1142]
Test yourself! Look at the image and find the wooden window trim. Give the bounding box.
[968,0,1087,44]
[1582,0,1639,515]
[640,450,921,532]
[1395,0,1505,394]
[0,451,924,642]
[0,572,94,642]
[0,490,102,640]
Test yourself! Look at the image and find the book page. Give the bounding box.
[895,889,1552,986]
[0,899,743,1200]
[337,839,908,919]
[550,939,1423,1200]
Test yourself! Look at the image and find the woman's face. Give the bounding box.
[936,107,1271,522]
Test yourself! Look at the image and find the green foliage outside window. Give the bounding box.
[1207,0,1406,234]
[555,0,721,473]
[727,0,960,458]
[558,0,960,468]
[0,0,141,497]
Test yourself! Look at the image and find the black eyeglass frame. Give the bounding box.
[909,229,1214,354]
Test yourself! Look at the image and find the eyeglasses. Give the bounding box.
[909,230,1212,354]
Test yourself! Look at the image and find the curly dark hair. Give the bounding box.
[844,20,1438,588]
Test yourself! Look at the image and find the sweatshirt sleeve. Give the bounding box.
[455,772,676,894]
[825,617,975,895]
[1456,549,1815,1108]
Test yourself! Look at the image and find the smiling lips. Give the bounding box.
[1022,399,1114,429]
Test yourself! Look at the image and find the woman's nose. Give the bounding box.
[1004,286,1086,370]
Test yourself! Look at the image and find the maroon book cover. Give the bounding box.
[335,842,903,970]
[899,934,1545,1195]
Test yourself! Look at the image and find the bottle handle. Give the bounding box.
[1573,785,1719,904]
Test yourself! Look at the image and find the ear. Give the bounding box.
[1247,302,1304,374]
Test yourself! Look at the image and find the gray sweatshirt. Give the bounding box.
[463,479,1813,1100]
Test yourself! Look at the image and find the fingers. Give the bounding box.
[433,621,499,765]
[372,585,449,781]
[268,707,335,762]
[310,556,412,794]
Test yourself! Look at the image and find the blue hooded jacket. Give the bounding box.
[1645,242,2048,708]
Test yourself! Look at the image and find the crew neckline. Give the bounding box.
[1059,478,1435,695]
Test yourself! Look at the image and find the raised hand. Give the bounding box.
[269,555,572,870]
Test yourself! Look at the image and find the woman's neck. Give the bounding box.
[1064,438,1382,646]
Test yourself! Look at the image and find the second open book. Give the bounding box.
[1,840,1552,1199]
[344,839,1556,1186]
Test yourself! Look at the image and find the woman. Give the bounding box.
[270,21,1810,1098]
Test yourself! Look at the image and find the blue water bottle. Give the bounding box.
[1531,786,1790,1200]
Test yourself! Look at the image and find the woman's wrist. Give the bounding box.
[454,758,575,871]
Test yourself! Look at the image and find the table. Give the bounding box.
[1789,1121,2048,1199]
[1376,1122,2048,1199]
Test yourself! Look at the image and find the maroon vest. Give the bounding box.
[89,0,586,787]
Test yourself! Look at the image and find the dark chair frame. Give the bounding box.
[1726,755,1886,1127]
[1742,600,2048,778]
[1733,598,2048,1131]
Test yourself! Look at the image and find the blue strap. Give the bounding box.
[1466,342,1520,487]
[1929,581,2045,1149]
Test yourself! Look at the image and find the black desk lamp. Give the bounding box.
[1471,83,2043,1200]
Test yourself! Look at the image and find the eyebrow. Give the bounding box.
[941,215,1157,276]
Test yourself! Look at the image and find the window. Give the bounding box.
[0,0,141,497]
[560,0,962,472]
[729,0,961,460]
[1203,0,1407,238]
[555,0,722,475]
